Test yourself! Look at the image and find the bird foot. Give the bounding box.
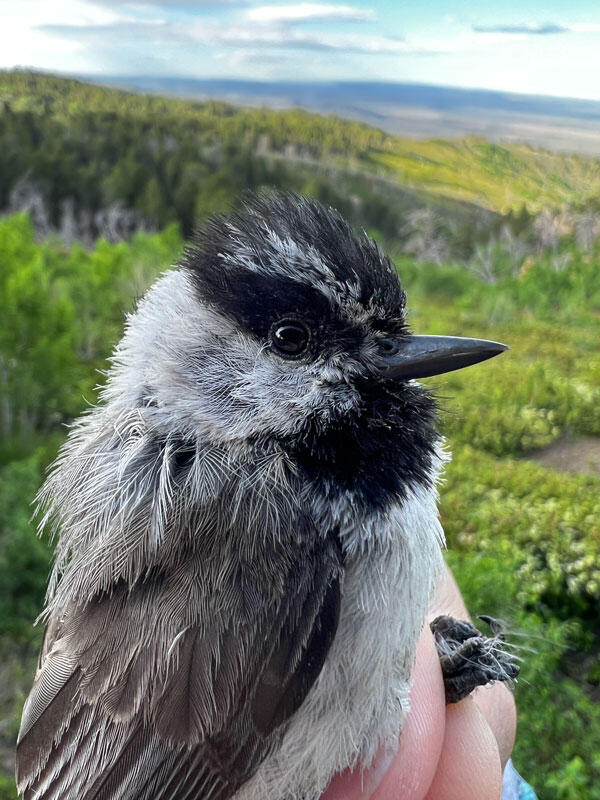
[430,614,520,704]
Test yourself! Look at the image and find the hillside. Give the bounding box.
[2,71,600,245]
[102,76,600,156]
[369,137,600,212]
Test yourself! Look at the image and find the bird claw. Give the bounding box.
[430,614,520,704]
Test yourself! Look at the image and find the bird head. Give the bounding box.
[105,193,506,509]
[38,193,509,607]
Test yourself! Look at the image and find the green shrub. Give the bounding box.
[448,548,600,799]
[442,447,600,612]
[0,453,51,642]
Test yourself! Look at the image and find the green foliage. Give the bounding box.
[370,136,600,213]
[404,258,600,465]
[0,214,82,456]
[5,69,600,264]
[0,215,183,461]
[442,448,600,611]
[449,542,600,799]
[439,358,600,456]
[0,776,18,800]
[0,70,437,243]
[0,453,50,641]
[405,256,600,796]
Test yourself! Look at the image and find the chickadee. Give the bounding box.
[17,193,517,800]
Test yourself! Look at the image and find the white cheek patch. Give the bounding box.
[103,269,362,444]
[100,265,401,449]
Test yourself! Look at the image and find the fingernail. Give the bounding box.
[322,746,397,800]
[360,747,397,798]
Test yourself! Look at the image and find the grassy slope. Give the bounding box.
[370,138,600,212]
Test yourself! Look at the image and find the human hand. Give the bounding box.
[322,566,517,800]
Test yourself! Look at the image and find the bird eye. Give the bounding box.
[378,337,400,356]
[270,320,310,358]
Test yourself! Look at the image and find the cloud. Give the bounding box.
[225,51,294,65]
[569,23,600,33]
[0,0,126,72]
[40,20,188,45]
[191,24,415,53]
[31,0,445,77]
[91,0,246,5]
[473,23,568,36]
[244,4,376,24]
[40,16,417,56]
[2,0,121,27]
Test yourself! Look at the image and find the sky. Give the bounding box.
[2,0,600,100]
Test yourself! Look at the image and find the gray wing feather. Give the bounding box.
[18,650,78,741]
[17,529,342,800]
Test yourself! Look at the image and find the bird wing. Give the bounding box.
[16,525,342,800]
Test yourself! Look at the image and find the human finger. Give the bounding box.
[321,626,445,800]
[429,565,517,766]
[424,698,503,800]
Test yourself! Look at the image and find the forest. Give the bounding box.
[1,71,600,799]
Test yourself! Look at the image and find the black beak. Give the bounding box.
[380,335,508,380]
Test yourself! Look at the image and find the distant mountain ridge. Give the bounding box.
[93,76,600,120]
[88,75,600,156]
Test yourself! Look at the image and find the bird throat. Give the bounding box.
[282,378,439,514]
